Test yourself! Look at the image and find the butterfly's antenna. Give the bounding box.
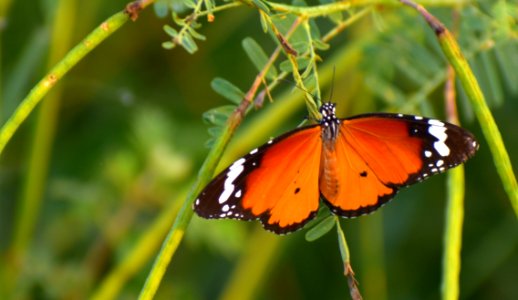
[276,78,321,122]
[277,78,321,103]
[327,66,336,104]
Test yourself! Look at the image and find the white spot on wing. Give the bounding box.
[195,199,200,206]
[424,150,432,158]
[222,204,229,212]
[218,158,245,204]
[428,119,444,127]
[436,159,444,167]
[235,190,242,198]
[428,123,450,157]
[250,148,258,155]
[414,115,423,120]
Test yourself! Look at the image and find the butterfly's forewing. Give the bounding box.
[194,126,322,234]
[321,113,478,216]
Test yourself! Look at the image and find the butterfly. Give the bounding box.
[193,103,479,234]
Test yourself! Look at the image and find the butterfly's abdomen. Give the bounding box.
[319,144,340,199]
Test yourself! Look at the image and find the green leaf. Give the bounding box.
[162,41,176,49]
[309,18,322,40]
[305,215,336,242]
[163,25,178,38]
[250,0,270,14]
[202,105,235,126]
[204,138,215,149]
[242,37,277,80]
[211,77,245,104]
[207,126,221,137]
[203,0,215,11]
[153,1,169,18]
[188,27,206,41]
[279,57,310,72]
[313,39,330,51]
[179,0,197,9]
[181,34,198,54]
[290,40,309,54]
[259,11,269,33]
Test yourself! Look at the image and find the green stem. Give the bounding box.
[302,19,321,106]
[336,217,363,300]
[440,31,518,217]
[137,107,245,300]
[265,0,471,17]
[0,9,131,156]
[442,166,465,300]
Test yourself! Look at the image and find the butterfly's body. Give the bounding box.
[194,103,478,234]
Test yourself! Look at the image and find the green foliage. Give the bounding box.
[305,215,336,242]
[0,0,517,300]
[242,37,278,79]
[210,77,244,104]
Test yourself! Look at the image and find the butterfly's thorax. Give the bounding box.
[319,103,341,199]
[320,103,341,145]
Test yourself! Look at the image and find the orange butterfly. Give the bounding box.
[194,103,478,234]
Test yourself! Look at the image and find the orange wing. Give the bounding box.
[320,113,478,216]
[194,126,322,234]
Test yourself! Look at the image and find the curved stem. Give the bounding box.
[0,5,140,156]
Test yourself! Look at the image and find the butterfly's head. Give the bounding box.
[320,102,340,141]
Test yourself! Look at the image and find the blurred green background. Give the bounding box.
[0,0,517,299]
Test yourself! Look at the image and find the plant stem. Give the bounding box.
[0,8,132,156]
[442,166,465,300]
[265,0,471,17]
[336,217,363,300]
